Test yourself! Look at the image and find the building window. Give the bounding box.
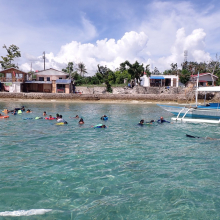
[6,73,12,78]
[47,77,50,81]
[57,84,65,93]
[16,73,22,79]
[39,77,44,81]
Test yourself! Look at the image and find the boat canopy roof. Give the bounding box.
[197,86,220,92]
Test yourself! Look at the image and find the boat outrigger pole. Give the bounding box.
[195,71,199,107]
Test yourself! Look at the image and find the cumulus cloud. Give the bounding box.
[20,28,211,74]
[21,31,150,74]
[157,28,211,71]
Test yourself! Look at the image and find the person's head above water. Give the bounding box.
[160,117,164,120]
[140,119,144,124]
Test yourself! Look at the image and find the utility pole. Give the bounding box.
[43,51,45,70]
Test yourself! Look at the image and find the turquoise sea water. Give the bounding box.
[0,101,220,219]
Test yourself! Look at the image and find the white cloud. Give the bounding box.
[20,28,211,74]
[157,28,211,71]
[21,31,150,74]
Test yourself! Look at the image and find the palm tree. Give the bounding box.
[77,62,87,77]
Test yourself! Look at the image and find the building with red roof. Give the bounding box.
[190,73,218,86]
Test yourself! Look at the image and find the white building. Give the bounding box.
[140,74,179,87]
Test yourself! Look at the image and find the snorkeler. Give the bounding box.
[138,119,145,125]
[101,115,108,120]
[57,115,66,123]
[79,118,84,124]
[12,109,17,115]
[157,117,170,123]
[186,134,220,140]
[138,119,155,125]
[93,124,106,128]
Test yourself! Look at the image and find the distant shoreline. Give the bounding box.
[0,92,205,105]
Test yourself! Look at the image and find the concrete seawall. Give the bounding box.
[0,86,217,102]
[0,92,182,101]
[0,86,186,102]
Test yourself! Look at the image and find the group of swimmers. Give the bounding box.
[138,117,170,125]
[3,106,26,115]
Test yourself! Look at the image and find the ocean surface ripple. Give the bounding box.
[0,102,220,219]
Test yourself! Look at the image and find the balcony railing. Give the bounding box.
[0,77,25,82]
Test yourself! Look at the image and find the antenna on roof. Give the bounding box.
[43,51,45,70]
[184,50,188,62]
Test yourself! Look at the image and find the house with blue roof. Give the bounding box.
[140,73,179,87]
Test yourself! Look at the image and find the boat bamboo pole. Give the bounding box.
[195,72,199,107]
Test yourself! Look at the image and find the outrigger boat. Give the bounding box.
[158,76,220,123]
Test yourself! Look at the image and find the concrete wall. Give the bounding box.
[75,86,185,95]
[0,86,219,103]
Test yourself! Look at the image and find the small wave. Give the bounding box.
[0,209,52,216]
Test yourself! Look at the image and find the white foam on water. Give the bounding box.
[0,209,52,216]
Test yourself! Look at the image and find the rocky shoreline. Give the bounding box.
[0,91,189,103]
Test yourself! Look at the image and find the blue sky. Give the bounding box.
[0,0,220,74]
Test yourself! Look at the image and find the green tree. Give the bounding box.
[73,72,84,85]
[179,69,191,86]
[97,65,112,92]
[108,70,116,84]
[62,62,76,79]
[0,44,21,69]
[120,60,144,83]
[152,67,160,75]
[170,63,179,75]
[145,64,151,77]
[77,62,87,77]
[163,69,172,75]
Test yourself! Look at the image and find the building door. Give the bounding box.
[38,84,43,92]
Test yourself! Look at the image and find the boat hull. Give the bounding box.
[158,104,220,120]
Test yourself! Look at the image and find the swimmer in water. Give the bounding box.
[157,117,170,123]
[93,124,106,128]
[57,115,67,123]
[138,119,145,125]
[79,118,84,124]
[186,134,220,140]
[101,115,108,120]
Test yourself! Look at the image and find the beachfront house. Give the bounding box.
[140,74,179,87]
[189,73,218,87]
[0,67,27,92]
[24,68,72,93]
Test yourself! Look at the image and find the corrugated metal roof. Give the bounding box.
[150,76,165,79]
[36,68,68,76]
[25,81,52,84]
[191,73,218,78]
